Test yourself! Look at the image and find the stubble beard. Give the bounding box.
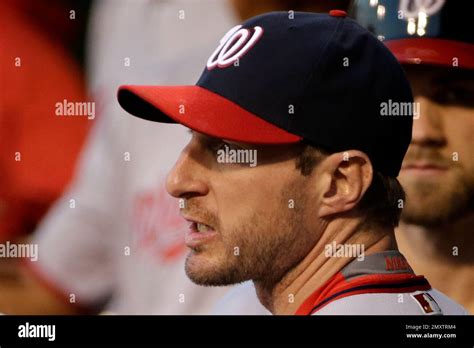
[400,151,474,227]
[185,186,314,288]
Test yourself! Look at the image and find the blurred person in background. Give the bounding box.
[0,0,92,275]
[0,0,237,315]
[0,0,348,315]
[352,0,474,313]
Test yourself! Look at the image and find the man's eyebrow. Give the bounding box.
[225,139,250,148]
[187,130,252,148]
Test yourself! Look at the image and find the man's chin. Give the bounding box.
[401,184,474,227]
[184,252,250,286]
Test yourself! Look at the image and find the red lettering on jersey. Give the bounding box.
[385,256,412,271]
[133,183,186,263]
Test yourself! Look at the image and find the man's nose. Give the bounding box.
[411,96,446,147]
[166,147,209,199]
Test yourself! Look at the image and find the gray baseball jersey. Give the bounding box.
[300,251,468,315]
[214,251,468,315]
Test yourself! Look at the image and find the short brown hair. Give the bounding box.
[295,143,405,228]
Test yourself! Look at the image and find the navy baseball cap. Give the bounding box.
[118,11,413,177]
[350,0,474,69]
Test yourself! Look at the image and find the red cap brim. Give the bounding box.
[386,38,474,69]
[117,85,301,144]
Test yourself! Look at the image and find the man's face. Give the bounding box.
[400,65,474,227]
[166,132,321,286]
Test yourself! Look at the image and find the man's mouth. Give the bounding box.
[401,161,449,175]
[195,222,213,233]
[183,217,218,248]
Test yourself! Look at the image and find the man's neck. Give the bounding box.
[254,218,397,314]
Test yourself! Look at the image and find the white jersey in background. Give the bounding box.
[27,0,266,315]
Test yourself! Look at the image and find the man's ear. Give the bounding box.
[317,150,373,218]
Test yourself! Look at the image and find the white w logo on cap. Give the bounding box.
[399,0,445,19]
[207,25,264,70]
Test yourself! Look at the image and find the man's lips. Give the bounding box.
[401,162,449,175]
[182,216,218,248]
